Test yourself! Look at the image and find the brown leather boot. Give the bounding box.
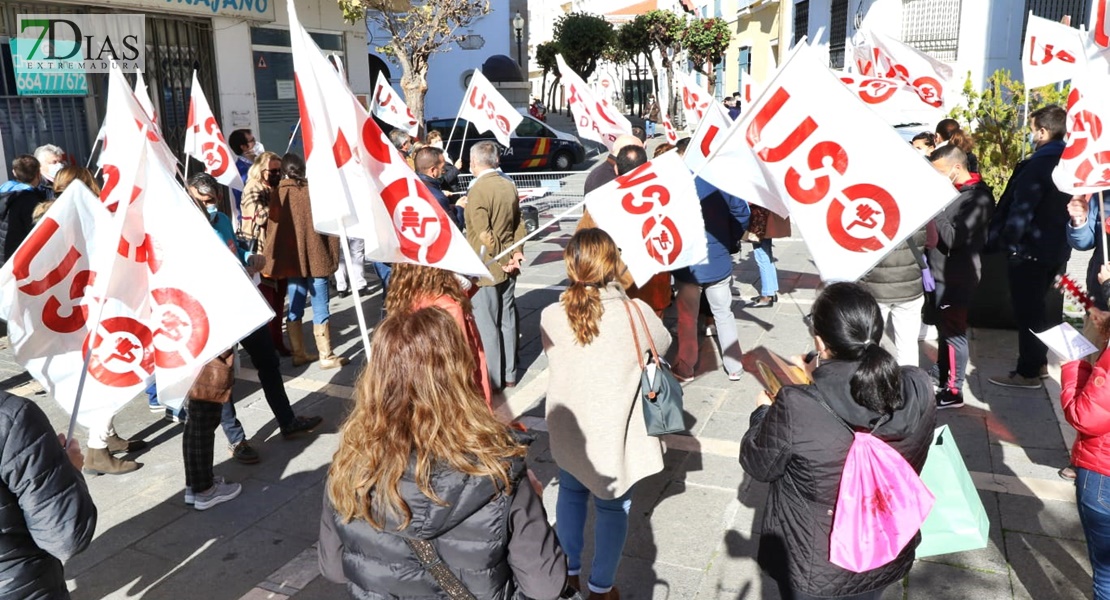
[314,323,349,369]
[106,434,147,454]
[287,321,318,367]
[83,447,140,475]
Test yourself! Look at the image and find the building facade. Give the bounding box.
[0,0,371,176]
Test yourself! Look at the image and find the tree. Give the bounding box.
[536,41,559,110]
[682,17,732,95]
[947,70,1069,192]
[339,0,490,133]
[553,13,614,81]
[641,10,686,119]
[615,17,652,115]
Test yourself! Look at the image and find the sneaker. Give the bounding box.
[936,389,965,410]
[165,408,186,424]
[229,441,260,464]
[148,397,164,413]
[185,476,225,505]
[705,324,717,337]
[727,371,743,382]
[193,479,242,511]
[1058,466,1077,481]
[987,372,1042,389]
[280,415,322,438]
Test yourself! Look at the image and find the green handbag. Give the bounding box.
[916,425,990,557]
[623,299,685,436]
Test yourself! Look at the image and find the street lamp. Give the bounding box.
[513,12,525,68]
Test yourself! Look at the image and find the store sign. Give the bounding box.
[13,70,88,96]
[14,14,145,72]
[156,0,274,19]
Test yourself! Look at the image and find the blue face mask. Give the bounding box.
[206,204,218,216]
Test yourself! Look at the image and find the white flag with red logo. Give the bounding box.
[1052,76,1110,194]
[836,73,944,126]
[687,102,785,217]
[853,28,952,110]
[677,70,714,129]
[1093,0,1110,50]
[459,70,523,147]
[1023,14,1086,88]
[289,0,487,279]
[661,111,679,144]
[738,43,957,282]
[98,66,179,181]
[185,71,244,191]
[584,151,708,286]
[371,71,419,137]
[557,55,633,150]
[134,69,159,127]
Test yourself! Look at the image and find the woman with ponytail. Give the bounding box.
[740,282,936,600]
[541,228,671,600]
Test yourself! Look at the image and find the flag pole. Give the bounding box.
[337,220,373,359]
[485,197,588,266]
[1100,190,1109,267]
[286,120,301,155]
[1022,86,1031,160]
[66,129,150,443]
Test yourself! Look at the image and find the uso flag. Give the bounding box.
[557,55,632,150]
[737,43,957,282]
[185,70,244,191]
[460,69,523,147]
[1052,75,1110,195]
[371,72,419,137]
[584,151,708,287]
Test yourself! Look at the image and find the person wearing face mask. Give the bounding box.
[986,105,1072,390]
[414,145,460,230]
[33,144,65,199]
[910,132,935,156]
[240,151,291,355]
[229,129,264,218]
[926,145,995,409]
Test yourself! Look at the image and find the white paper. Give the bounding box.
[1034,323,1100,361]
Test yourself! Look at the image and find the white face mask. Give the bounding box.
[253,141,265,155]
[46,163,63,179]
[430,140,443,150]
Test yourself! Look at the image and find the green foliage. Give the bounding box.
[947,69,1070,192]
[536,41,559,77]
[616,16,652,61]
[642,9,686,66]
[553,12,614,80]
[682,17,732,90]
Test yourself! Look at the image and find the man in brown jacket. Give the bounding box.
[464,141,526,390]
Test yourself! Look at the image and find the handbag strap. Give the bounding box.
[404,538,477,600]
[906,237,928,270]
[622,299,647,371]
[628,300,663,362]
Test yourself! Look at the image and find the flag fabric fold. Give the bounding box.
[185,70,245,191]
[556,55,632,150]
[1053,75,1110,195]
[371,71,419,137]
[459,69,524,147]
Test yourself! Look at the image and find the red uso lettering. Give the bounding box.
[361,114,393,164]
[295,76,315,160]
[43,269,94,334]
[745,87,818,163]
[784,141,849,205]
[203,116,226,143]
[10,217,99,334]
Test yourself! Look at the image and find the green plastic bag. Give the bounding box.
[916,425,990,557]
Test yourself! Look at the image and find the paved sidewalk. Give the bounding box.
[1,212,1094,599]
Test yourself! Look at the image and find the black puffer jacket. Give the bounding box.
[740,360,936,597]
[318,446,565,600]
[858,230,927,304]
[987,140,1071,264]
[0,392,97,599]
[0,182,45,265]
[930,178,995,307]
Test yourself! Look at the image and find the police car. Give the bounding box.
[425,113,586,172]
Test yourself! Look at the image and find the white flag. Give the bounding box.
[556,55,632,150]
[677,70,713,129]
[688,103,786,217]
[371,72,419,137]
[1052,75,1110,195]
[836,73,944,126]
[99,67,179,180]
[584,152,708,286]
[740,44,958,282]
[854,28,952,110]
[459,70,524,147]
[134,68,159,127]
[1023,14,1086,88]
[288,0,488,279]
[185,71,245,191]
[1094,0,1110,50]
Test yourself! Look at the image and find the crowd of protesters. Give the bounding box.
[2,98,1110,600]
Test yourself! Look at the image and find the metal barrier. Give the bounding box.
[457,170,590,217]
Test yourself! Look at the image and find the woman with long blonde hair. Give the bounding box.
[319,307,567,599]
[384,263,491,405]
[540,228,671,600]
[241,151,289,355]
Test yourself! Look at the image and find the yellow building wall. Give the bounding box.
[725,0,781,95]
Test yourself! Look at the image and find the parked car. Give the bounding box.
[425,113,586,172]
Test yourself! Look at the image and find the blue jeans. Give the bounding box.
[287,276,330,324]
[556,469,633,594]
[752,239,778,296]
[1078,468,1110,599]
[371,262,392,295]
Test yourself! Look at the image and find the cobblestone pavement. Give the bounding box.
[2,170,1095,599]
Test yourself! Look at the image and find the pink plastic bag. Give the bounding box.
[829,431,936,573]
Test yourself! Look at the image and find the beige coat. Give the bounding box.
[540,283,670,499]
[464,170,526,287]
